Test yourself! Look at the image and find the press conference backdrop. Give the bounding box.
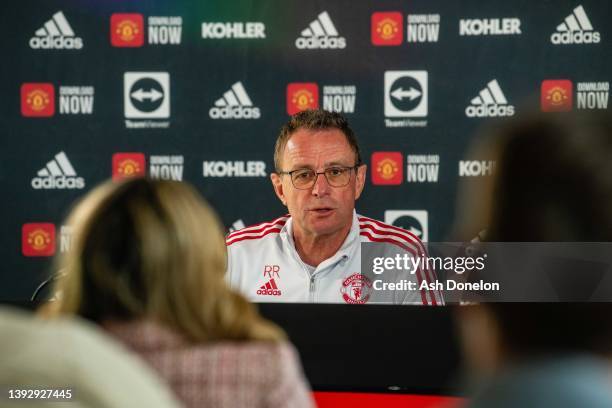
[1,0,609,300]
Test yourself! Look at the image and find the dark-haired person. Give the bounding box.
[226,109,442,305]
[453,111,612,407]
[47,178,314,408]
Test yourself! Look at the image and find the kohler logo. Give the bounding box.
[203,161,266,177]
[459,160,495,177]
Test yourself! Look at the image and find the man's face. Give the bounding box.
[271,128,366,238]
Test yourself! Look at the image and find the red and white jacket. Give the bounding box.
[226,211,443,305]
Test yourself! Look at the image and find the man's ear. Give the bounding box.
[354,164,367,200]
[271,173,287,206]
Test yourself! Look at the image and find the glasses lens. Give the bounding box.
[325,167,351,187]
[292,169,316,189]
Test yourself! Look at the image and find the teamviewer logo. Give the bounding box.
[384,71,428,117]
[124,72,170,118]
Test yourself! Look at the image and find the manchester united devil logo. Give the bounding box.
[341,273,372,304]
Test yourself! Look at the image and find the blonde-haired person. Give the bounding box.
[46,178,314,408]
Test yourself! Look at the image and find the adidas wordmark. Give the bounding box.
[465,79,515,117]
[29,11,83,49]
[31,151,85,189]
[551,5,600,44]
[209,82,260,119]
[295,11,346,49]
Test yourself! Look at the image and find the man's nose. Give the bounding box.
[311,172,330,196]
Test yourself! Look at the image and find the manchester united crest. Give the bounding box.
[341,273,372,304]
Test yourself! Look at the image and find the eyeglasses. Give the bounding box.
[278,165,359,190]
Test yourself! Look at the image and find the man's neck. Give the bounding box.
[292,222,352,267]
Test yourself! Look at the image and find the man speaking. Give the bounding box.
[226,110,441,305]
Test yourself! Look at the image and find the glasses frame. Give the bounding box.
[278,164,361,190]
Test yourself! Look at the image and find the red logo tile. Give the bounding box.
[286,83,319,115]
[22,223,56,257]
[372,12,403,46]
[21,83,55,117]
[111,13,144,47]
[371,152,403,185]
[541,80,573,112]
[112,152,146,180]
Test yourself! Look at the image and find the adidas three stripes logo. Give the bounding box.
[465,80,515,118]
[295,11,346,49]
[29,11,84,49]
[551,4,600,44]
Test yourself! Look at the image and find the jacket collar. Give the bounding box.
[280,210,359,271]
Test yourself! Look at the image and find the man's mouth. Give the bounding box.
[310,207,335,215]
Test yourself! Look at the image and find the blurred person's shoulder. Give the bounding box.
[0,307,181,408]
[208,340,314,408]
[105,318,300,375]
[469,355,612,408]
[105,319,314,407]
[217,339,302,368]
